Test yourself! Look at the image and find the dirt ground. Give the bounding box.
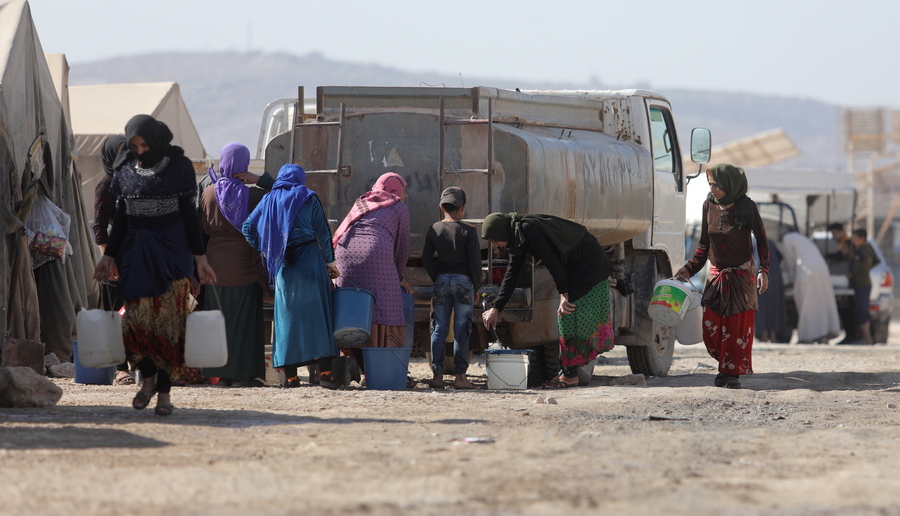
[3,325,900,516]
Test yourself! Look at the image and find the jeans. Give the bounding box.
[853,285,872,325]
[430,274,474,375]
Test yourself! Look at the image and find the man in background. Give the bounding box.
[825,222,858,343]
[848,228,879,345]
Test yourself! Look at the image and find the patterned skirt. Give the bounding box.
[122,277,193,382]
[702,307,754,376]
[557,280,615,367]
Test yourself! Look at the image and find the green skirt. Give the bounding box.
[200,284,266,380]
[557,280,614,367]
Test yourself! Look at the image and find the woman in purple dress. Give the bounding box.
[333,172,411,357]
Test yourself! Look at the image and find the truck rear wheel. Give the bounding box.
[618,258,675,377]
[527,341,560,387]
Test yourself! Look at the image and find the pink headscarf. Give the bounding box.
[332,172,407,246]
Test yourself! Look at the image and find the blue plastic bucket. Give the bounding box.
[72,340,116,385]
[362,347,411,390]
[332,287,375,346]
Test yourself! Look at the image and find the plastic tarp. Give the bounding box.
[0,0,95,360]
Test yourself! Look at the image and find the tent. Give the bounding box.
[0,0,96,361]
[68,81,206,221]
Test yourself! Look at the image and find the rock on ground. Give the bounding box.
[0,366,63,408]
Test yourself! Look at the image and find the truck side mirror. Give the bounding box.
[687,128,711,182]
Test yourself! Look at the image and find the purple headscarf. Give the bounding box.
[209,143,251,231]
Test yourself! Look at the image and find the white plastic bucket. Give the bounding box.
[486,350,531,390]
[675,304,704,345]
[184,310,228,368]
[75,309,125,368]
[648,279,700,327]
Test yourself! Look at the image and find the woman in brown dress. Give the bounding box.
[198,143,274,386]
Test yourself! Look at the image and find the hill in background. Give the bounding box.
[70,51,843,170]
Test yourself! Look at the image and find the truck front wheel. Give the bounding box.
[625,323,675,377]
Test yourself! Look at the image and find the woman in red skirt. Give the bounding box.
[675,164,768,389]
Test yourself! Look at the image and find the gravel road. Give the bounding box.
[3,324,900,516]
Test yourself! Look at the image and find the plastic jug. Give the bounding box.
[184,310,228,368]
[75,309,126,368]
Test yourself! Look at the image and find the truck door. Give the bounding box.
[646,103,685,262]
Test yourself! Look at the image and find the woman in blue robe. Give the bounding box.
[243,164,340,387]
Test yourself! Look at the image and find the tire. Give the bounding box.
[618,256,675,377]
[527,341,560,387]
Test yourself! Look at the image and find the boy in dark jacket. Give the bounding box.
[422,187,482,389]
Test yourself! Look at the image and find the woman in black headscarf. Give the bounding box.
[94,114,217,416]
[92,135,134,385]
[481,213,613,388]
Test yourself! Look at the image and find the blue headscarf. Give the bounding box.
[246,164,316,281]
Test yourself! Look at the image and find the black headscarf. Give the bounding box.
[706,163,755,227]
[113,114,184,170]
[481,212,587,257]
[101,135,126,177]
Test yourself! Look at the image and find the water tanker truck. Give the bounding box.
[261,86,711,383]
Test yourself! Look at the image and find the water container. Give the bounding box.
[73,340,116,385]
[331,356,352,386]
[75,309,125,367]
[675,303,704,345]
[648,279,700,327]
[332,287,375,346]
[184,310,228,368]
[486,349,532,389]
[362,347,411,390]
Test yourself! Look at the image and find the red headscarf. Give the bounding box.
[332,172,407,246]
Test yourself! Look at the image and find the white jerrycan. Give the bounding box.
[184,310,228,368]
[75,309,126,367]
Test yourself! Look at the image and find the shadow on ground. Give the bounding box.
[644,370,900,391]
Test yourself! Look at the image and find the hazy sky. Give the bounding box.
[30,0,899,108]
